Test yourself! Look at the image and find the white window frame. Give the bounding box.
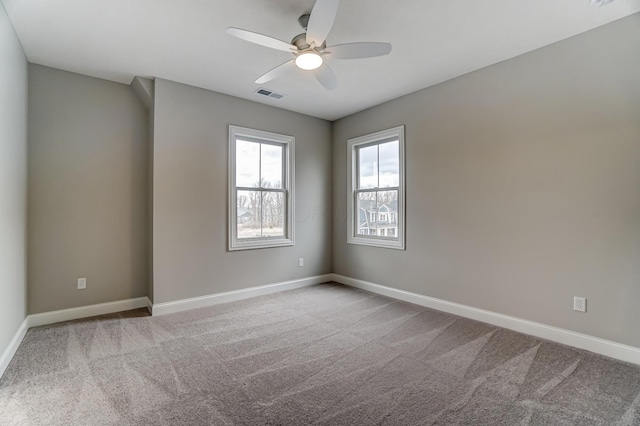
[229,125,294,251]
[347,125,405,250]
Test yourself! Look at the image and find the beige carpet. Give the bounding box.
[1,283,640,425]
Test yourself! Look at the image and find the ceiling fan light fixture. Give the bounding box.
[227,0,392,89]
[295,52,323,70]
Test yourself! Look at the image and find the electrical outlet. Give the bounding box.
[573,296,586,313]
[77,277,87,290]
[298,258,304,267]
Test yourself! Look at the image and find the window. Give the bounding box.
[347,126,405,249]
[229,126,294,250]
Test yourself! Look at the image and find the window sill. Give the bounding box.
[229,238,294,251]
[347,236,405,250]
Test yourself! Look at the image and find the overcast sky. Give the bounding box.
[236,140,283,189]
[236,138,398,192]
[359,140,399,189]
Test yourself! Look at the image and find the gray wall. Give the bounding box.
[0,2,28,359]
[131,76,155,303]
[153,79,332,304]
[148,86,155,303]
[28,65,149,314]
[333,14,640,347]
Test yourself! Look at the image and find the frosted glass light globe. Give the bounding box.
[295,52,323,70]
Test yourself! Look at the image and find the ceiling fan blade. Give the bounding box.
[306,0,339,46]
[255,60,296,84]
[325,42,392,60]
[314,62,338,90]
[227,27,297,52]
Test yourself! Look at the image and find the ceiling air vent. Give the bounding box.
[255,88,286,100]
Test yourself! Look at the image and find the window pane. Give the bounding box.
[230,126,294,251]
[236,140,260,187]
[261,144,283,189]
[378,140,399,188]
[356,192,377,236]
[262,191,284,237]
[377,190,398,239]
[237,190,261,239]
[358,145,378,189]
[347,126,404,249]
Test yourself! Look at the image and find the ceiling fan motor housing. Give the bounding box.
[291,33,310,50]
[298,14,310,30]
[293,14,327,52]
[291,32,326,52]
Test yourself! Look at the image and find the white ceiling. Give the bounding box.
[2,0,639,121]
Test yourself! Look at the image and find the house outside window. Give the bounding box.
[347,126,405,250]
[229,125,294,251]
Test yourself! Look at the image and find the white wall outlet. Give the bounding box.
[298,258,304,267]
[77,277,87,290]
[573,296,586,312]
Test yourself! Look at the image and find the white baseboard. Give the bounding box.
[152,274,333,316]
[0,317,29,379]
[146,296,154,312]
[4,274,637,380]
[27,297,151,328]
[1,296,151,379]
[331,274,640,366]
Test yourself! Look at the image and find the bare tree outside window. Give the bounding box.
[348,126,405,250]
[236,142,286,239]
[229,126,294,250]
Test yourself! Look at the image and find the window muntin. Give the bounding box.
[229,126,294,251]
[348,126,405,250]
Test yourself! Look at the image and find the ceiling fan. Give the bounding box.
[226,0,392,90]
